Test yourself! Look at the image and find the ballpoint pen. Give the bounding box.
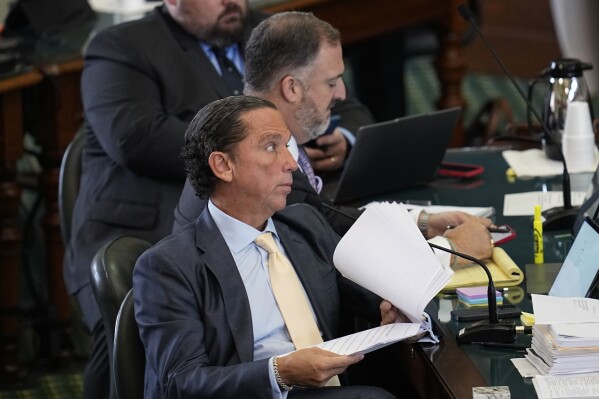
[446,226,511,233]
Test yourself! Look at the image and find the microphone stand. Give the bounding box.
[317,201,521,343]
[457,4,579,231]
[428,243,517,343]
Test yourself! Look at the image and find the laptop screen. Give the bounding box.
[549,216,599,298]
[572,165,599,235]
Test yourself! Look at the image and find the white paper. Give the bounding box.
[400,204,495,218]
[532,295,599,324]
[333,202,453,324]
[316,323,421,355]
[511,357,541,378]
[503,191,587,216]
[532,373,599,399]
[503,148,598,177]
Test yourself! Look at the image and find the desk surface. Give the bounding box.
[323,147,588,398]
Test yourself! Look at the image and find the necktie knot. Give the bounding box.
[254,232,279,255]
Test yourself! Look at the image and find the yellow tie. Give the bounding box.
[255,232,340,387]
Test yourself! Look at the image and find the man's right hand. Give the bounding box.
[443,220,494,264]
[275,348,363,388]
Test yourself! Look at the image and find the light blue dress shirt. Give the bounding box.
[208,200,321,397]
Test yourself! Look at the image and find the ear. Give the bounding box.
[280,75,303,104]
[208,152,234,183]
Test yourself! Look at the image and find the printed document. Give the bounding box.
[532,373,599,399]
[532,295,599,324]
[503,191,586,216]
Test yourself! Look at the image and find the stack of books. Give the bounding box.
[525,323,599,376]
[457,286,503,308]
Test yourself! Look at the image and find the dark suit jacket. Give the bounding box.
[65,5,373,329]
[133,204,381,398]
[173,171,363,236]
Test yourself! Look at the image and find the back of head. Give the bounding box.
[244,11,340,94]
[181,96,277,199]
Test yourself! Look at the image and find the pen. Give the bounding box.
[446,226,511,233]
[479,342,529,351]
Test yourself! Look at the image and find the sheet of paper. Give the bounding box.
[532,295,599,324]
[511,357,541,378]
[503,191,587,216]
[316,323,421,355]
[532,373,599,399]
[503,148,599,177]
[401,204,495,218]
[333,202,453,323]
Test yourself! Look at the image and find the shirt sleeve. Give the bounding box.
[268,357,289,399]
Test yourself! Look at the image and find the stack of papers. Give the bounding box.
[502,148,599,177]
[522,295,599,380]
[526,324,599,375]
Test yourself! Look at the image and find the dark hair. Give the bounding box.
[244,11,340,93]
[181,96,277,198]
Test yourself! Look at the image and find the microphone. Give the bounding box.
[315,199,518,342]
[428,242,518,343]
[457,4,579,230]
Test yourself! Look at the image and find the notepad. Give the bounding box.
[444,247,524,291]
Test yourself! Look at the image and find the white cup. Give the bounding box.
[562,101,596,171]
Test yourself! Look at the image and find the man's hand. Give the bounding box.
[276,348,363,388]
[443,220,494,264]
[380,300,408,325]
[426,211,492,238]
[304,129,347,171]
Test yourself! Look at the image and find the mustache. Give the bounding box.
[219,3,243,19]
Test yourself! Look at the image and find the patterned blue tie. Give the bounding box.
[297,146,318,192]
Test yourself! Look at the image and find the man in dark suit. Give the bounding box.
[134,95,403,398]
[172,11,495,263]
[65,2,372,398]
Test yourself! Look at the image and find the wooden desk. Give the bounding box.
[0,69,43,383]
[258,0,469,146]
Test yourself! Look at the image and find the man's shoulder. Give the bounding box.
[86,8,168,50]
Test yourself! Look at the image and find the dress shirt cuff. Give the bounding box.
[427,236,452,267]
[268,357,289,399]
[338,126,355,146]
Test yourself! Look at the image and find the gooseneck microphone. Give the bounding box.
[428,242,519,343]
[315,200,518,343]
[457,4,579,230]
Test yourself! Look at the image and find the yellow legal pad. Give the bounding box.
[444,247,524,290]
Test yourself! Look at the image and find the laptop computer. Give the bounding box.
[332,107,461,204]
[548,216,599,299]
[572,164,599,235]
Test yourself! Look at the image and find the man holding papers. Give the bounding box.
[133,96,408,398]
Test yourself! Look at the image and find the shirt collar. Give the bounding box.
[208,200,278,255]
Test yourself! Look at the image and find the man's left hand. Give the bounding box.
[304,129,347,171]
[426,211,492,238]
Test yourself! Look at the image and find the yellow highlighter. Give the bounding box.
[533,205,544,264]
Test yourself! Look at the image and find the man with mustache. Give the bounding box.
[66,1,372,398]
[173,11,494,264]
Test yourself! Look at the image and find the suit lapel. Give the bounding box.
[194,209,255,362]
[158,6,231,98]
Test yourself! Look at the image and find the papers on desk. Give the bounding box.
[503,191,587,216]
[400,204,495,218]
[317,323,421,355]
[333,202,453,343]
[532,373,599,399]
[520,295,599,394]
[532,295,599,324]
[503,148,599,177]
